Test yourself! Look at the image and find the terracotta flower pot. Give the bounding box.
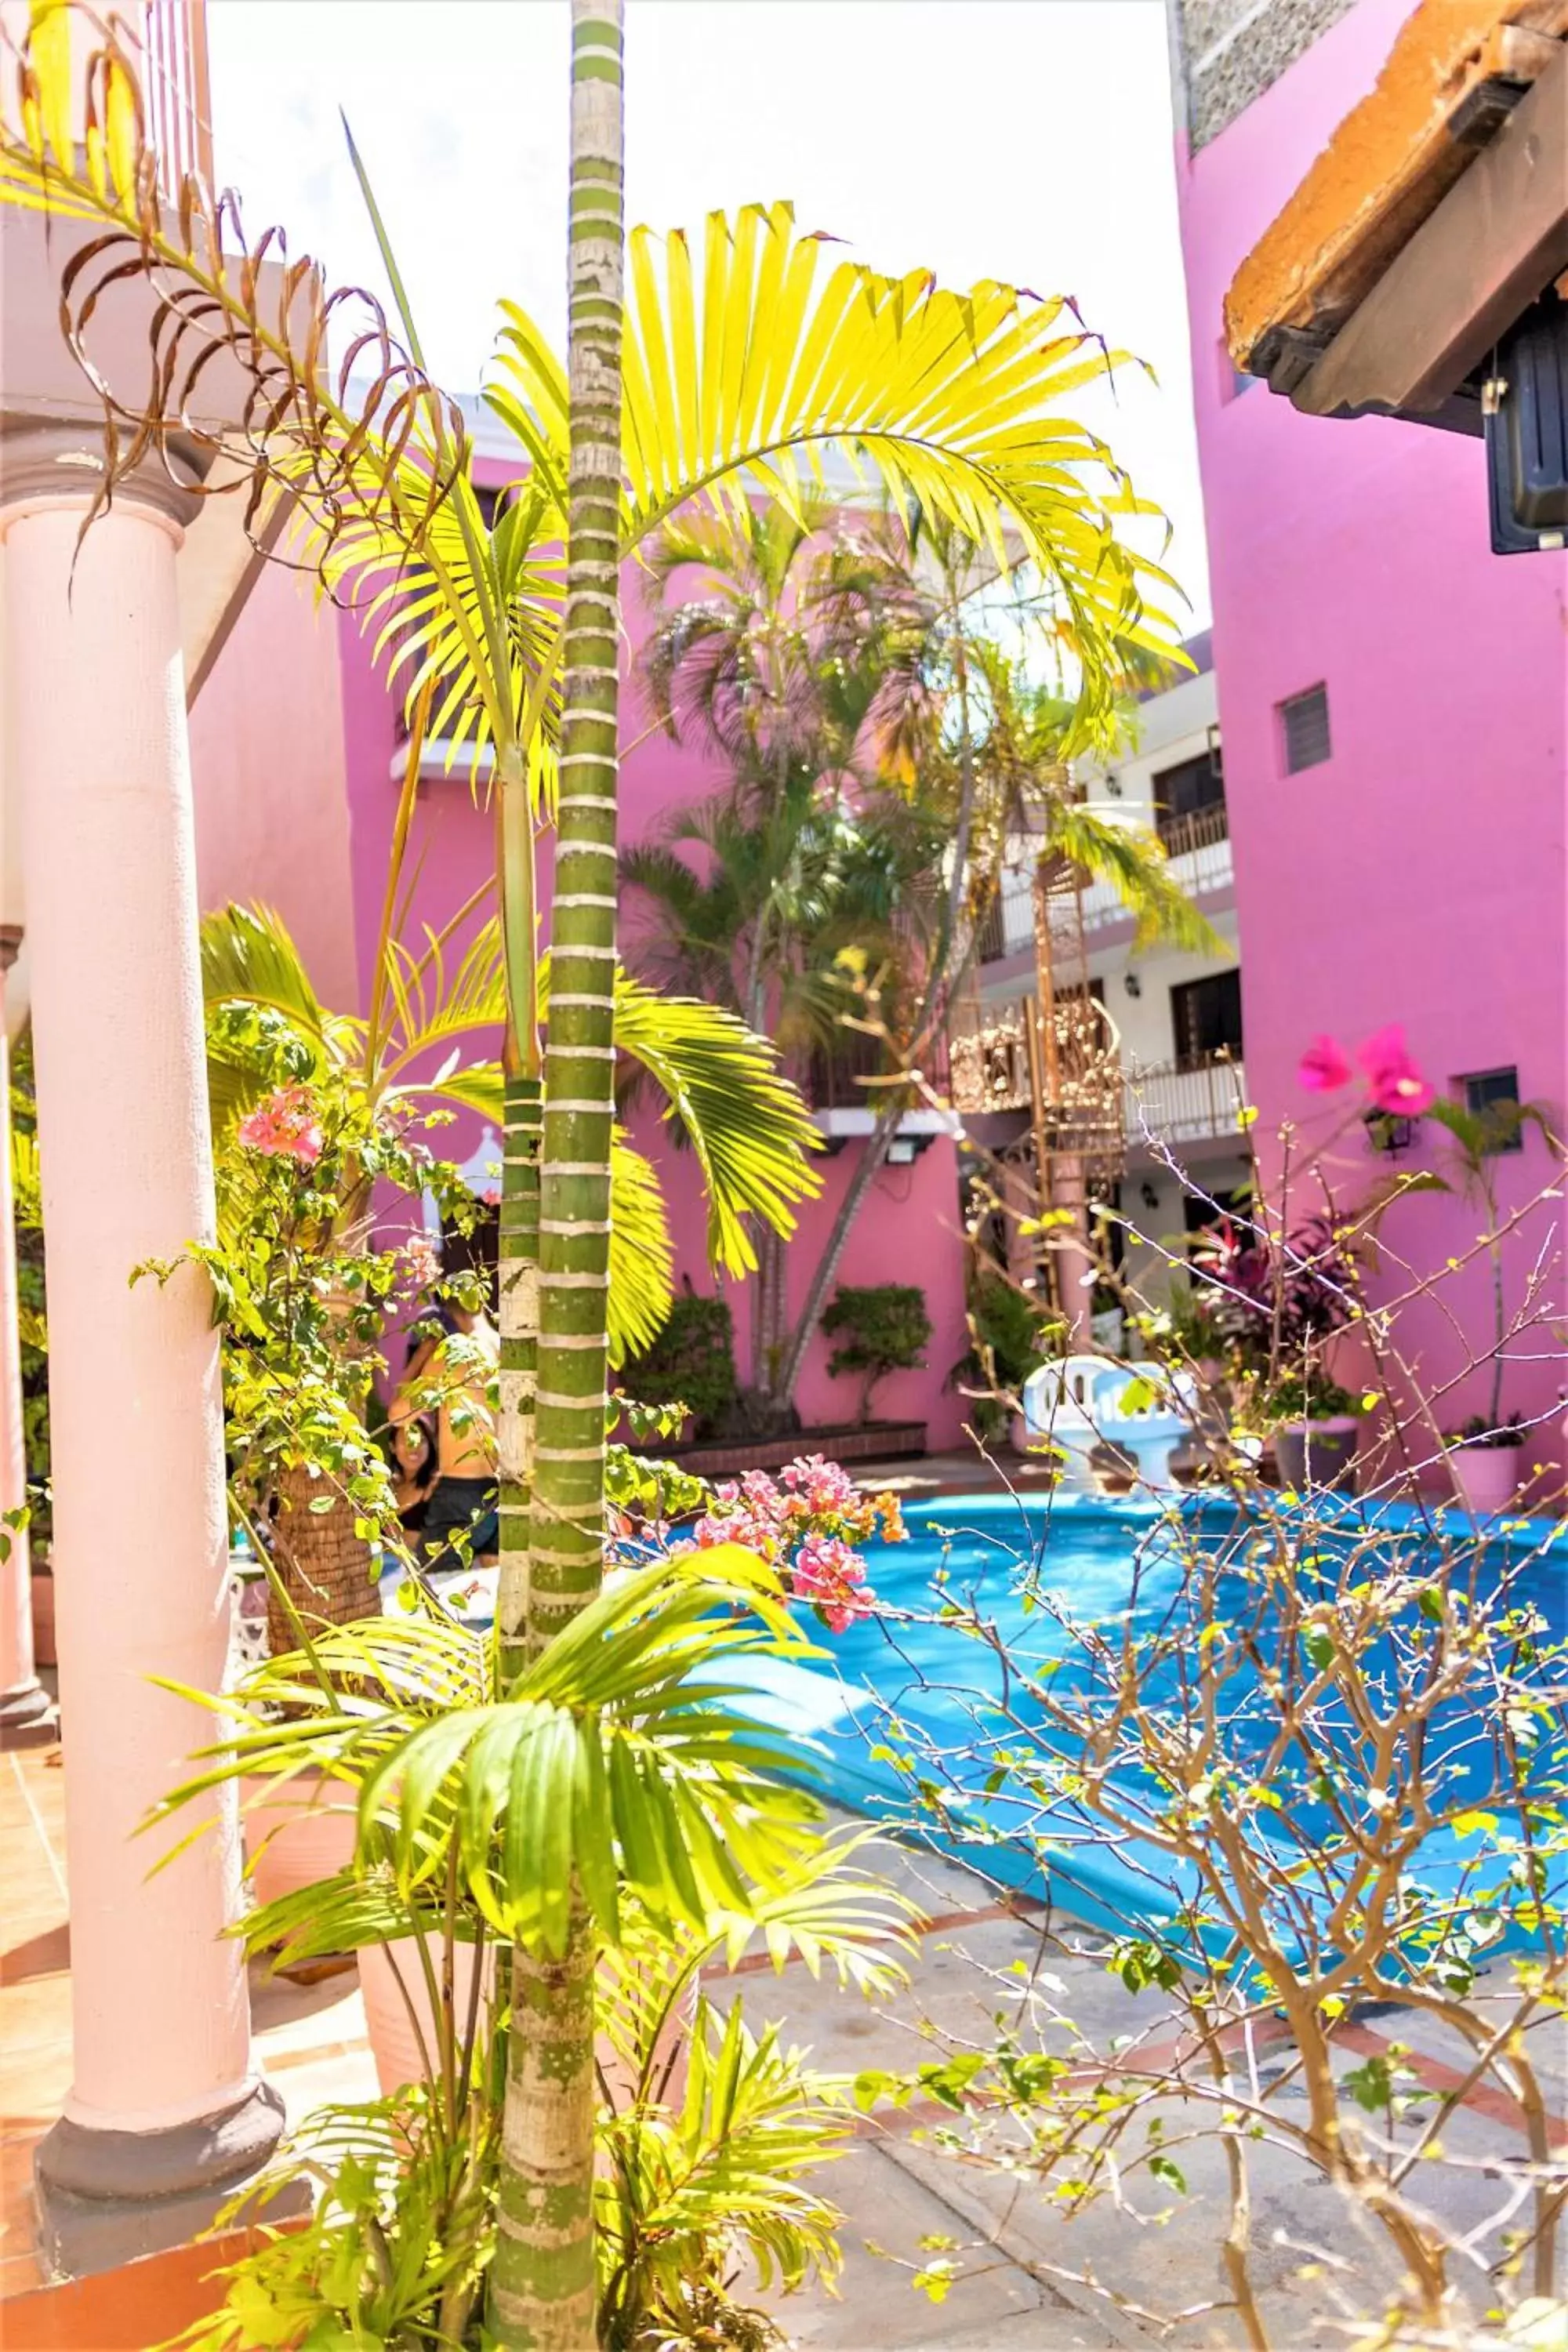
[1448,1444,1522,1518]
[358,1933,495,2100]
[242,1770,359,1911]
[1274,1417,1359,1494]
[358,1934,693,2112]
[31,1565,55,1669]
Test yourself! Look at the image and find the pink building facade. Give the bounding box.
[188,474,968,1446]
[1170,0,1567,1481]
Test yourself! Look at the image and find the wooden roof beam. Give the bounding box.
[1294,36,1568,421]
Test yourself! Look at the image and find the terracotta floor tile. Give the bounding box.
[0,1825,54,1871]
[0,1979,71,2059]
[0,1926,68,1988]
[0,2142,41,2267]
[0,2249,45,2300]
[0,2046,71,2125]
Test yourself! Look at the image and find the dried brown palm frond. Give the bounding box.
[1,4,467,583]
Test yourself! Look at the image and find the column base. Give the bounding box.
[34,2079,303,2280]
[0,1676,56,1748]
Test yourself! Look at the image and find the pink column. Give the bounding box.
[0,922,51,1742]
[0,426,284,2274]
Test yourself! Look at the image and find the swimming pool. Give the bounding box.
[728,1490,1568,1964]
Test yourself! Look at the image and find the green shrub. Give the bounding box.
[9,1034,49,1546]
[619,1291,738,1438]
[822,1283,931,1424]
[948,1271,1061,1441]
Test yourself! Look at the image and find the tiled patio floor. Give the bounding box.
[0,1738,379,2305]
[5,1739,1564,2346]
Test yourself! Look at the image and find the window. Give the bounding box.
[1461,1066,1524,1151]
[1182,1185,1251,1240]
[1279,684,1331,772]
[1171,970,1243,1070]
[1153,746,1225,847]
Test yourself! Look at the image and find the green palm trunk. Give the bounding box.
[490,6,625,2346]
[530,0,625,1649]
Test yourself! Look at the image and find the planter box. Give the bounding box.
[630,1421,926,1479]
[3,2223,296,2348]
[1448,1444,1522,1517]
[243,1769,358,1911]
[31,1566,55,1670]
[1274,1418,1359,1494]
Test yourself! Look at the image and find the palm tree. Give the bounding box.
[2,13,1188,2333]
[1423,1094,1555,1436]
[202,895,816,1653]
[633,506,1218,1425]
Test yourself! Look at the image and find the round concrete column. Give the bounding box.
[0,427,285,2274]
[0,922,52,1744]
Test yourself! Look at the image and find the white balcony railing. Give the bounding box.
[980,805,1234,964]
[1123,1054,1247,1148]
[1079,803,1233,931]
[138,0,213,194]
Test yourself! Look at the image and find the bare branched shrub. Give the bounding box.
[844,985,1566,2343]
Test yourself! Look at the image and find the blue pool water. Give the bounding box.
[730,1491,1568,1964]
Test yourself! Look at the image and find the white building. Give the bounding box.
[970,632,1250,1316]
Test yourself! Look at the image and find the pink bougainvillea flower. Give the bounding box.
[399,1232,441,1295]
[789,1533,872,1633]
[675,1453,883,1630]
[236,1084,324,1165]
[1357,1024,1436,1116]
[1298,1035,1352,1092]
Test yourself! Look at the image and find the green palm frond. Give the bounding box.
[608,975,821,1276]
[1049,801,1223,956]
[608,1131,673,1364]
[238,1867,463,1976]
[597,1997,851,2332]
[9,1127,41,1229]
[200,905,331,1045]
[344,477,565,782]
[154,1548,826,1958]
[490,201,1182,746]
[597,1831,915,2100]
[378,916,510,1081]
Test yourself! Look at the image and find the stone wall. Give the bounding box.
[1170,0,1359,149]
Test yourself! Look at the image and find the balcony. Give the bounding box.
[138,1,214,194]
[1078,800,1233,931]
[1156,800,1229,862]
[975,871,1036,965]
[803,1023,956,1153]
[1123,1052,1248,1148]
[948,990,1123,1168]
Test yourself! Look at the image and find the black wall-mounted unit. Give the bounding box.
[1486,296,1568,556]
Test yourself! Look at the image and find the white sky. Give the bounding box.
[206,0,1210,629]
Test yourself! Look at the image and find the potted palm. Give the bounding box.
[1423,1095,1554,1518]
[1190,1213,1363,1492]
[1266,1368,1366,1496]
[1446,1413,1527,1516]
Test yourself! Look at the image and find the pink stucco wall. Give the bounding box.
[333,493,967,1444]
[1174,0,1567,1475]
[189,561,361,1014]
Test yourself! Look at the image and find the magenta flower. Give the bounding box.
[1358,1024,1435,1116]
[671,1453,895,1630]
[789,1533,872,1633]
[236,1084,325,1165]
[399,1232,441,1295]
[1298,1035,1352,1093]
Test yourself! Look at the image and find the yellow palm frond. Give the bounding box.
[491,201,1185,752]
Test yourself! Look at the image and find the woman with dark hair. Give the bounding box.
[390,1221,500,1570]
